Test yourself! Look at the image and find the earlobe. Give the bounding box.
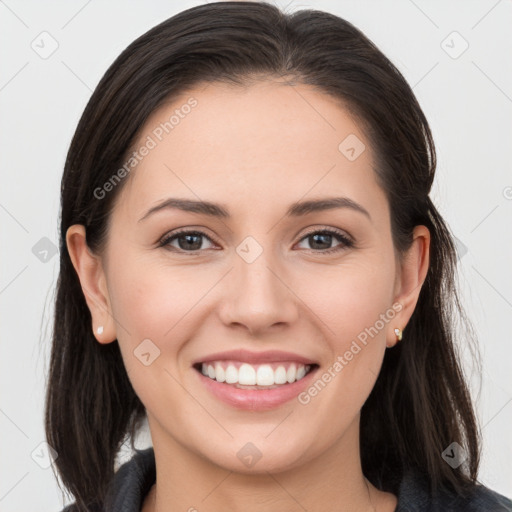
[387,225,431,348]
[386,327,403,348]
[66,224,117,344]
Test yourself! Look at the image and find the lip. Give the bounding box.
[192,349,318,366]
[194,364,320,411]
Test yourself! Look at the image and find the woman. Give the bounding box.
[46,2,512,511]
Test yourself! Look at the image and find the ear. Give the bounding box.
[387,225,430,348]
[66,224,116,344]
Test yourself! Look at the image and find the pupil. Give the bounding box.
[311,233,331,249]
[180,234,201,250]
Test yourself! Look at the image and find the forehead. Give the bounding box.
[115,80,384,221]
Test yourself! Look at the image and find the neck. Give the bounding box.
[142,415,397,512]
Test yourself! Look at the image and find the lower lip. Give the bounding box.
[194,366,319,411]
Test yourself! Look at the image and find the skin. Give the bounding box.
[67,78,430,512]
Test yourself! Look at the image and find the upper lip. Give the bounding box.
[193,349,318,366]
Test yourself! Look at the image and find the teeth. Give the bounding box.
[215,363,225,383]
[274,366,287,384]
[200,361,312,386]
[256,364,274,386]
[239,363,256,385]
[225,364,237,384]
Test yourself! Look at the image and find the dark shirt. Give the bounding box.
[60,447,512,511]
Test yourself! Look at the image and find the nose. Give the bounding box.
[217,246,299,335]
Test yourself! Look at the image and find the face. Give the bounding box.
[70,79,428,474]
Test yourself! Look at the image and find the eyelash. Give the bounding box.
[158,227,355,255]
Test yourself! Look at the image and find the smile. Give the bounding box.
[193,360,320,410]
[195,361,317,389]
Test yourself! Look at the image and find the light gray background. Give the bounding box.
[1,0,511,510]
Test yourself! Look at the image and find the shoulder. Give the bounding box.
[57,447,156,512]
[396,469,512,511]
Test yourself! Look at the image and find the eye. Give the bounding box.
[295,228,354,254]
[158,229,217,253]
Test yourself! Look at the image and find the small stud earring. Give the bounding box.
[97,326,104,335]
[394,328,402,341]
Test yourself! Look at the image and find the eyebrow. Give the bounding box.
[138,196,371,222]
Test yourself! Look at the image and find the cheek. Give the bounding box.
[106,261,198,412]
[106,258,221,388]
[108,258,204,339]
[297,258,394,408]
[301,258,395,344]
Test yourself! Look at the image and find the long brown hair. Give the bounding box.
[45,2,481,510]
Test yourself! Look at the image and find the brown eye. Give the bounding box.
[159,230,216,252]
[296,229,354,254]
